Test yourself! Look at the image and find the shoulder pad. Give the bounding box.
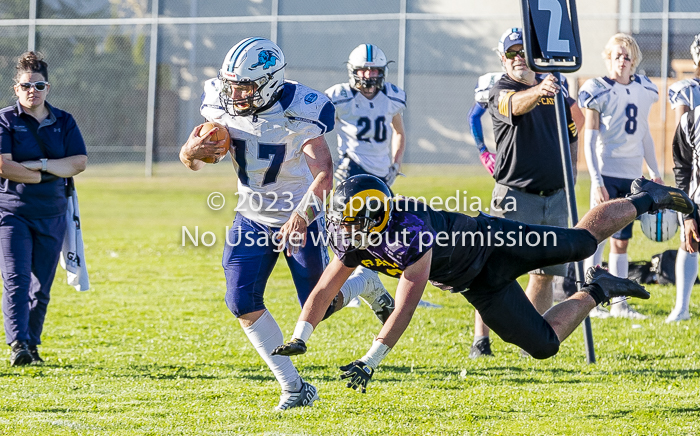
[636,75,658,94]
[281,81,335,134]
[578,77,612,109]
[325,83,354,105]
[475,72,504,104]
[384,82,406,107]
[668,79,698,107]
[200,78,226,118]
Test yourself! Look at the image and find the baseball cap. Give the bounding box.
[498,28,524,54]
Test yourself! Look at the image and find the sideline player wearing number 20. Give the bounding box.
[179,37,392,411]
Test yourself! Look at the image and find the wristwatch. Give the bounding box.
[40,158,48,172]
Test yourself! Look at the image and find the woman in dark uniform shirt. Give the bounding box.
[0,52,87,365]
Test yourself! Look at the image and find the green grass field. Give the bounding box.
[1,164,698,435]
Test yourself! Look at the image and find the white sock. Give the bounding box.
[340,267,370,308]
[584,240,607,272]
[673,250,697,315]
[609,252,629,305]
[242,310,302,393]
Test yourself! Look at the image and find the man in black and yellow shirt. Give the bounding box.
[479,28,579,357]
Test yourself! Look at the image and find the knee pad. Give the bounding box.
[571,228,599,260]
[225,289,263,318]
[526,339,561,360]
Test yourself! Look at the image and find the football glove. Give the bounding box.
[270,339,307,356]
[339,360,374,393]
[385,163,401,187]
[479,151,496,176]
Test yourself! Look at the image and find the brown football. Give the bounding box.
[198,122,231,164]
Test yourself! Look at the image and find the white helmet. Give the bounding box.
[691,33,700,66]
[218,37,286,116]
[639,209,679,242]
[347,44,388,90]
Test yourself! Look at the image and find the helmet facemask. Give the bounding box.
[218,68,283,117]
[349,67,386,93]
[327,195,391,252]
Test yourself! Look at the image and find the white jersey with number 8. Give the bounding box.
[578,75,659,179]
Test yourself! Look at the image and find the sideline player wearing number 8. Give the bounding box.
[578,33,662,319]
[179,37,394,411]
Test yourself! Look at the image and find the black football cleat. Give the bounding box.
[630,178,695,215]
[469,338,494,359]
[28,346,44,365]
[585,266,650,303]
[271,339,307,357]
[10,340,32,367]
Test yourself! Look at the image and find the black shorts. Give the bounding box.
[459,215,598,358]
[601,175,634,240]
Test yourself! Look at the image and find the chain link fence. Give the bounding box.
[1,0,699,174]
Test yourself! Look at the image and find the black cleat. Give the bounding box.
[271,339,307,357]
[10,341,32,367]
[370,292,395,325]
[469,338,493,359]
[28,346,44,365]
[630,178,695,215]
[585,266,650,303]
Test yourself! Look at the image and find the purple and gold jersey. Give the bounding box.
[331,198,493,292]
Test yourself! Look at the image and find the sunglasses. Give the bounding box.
[504,50,525,60]
[18,81,49,91]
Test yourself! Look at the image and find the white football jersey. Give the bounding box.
[474,72,572,106]
[668,78,700,110]
[474,72,505,105]
[200,79,335,227]
[325,82,406,177]
[578,75,659,179]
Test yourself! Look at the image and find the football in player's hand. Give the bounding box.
[198,122,231,164]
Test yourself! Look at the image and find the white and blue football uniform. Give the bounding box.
[668,77,700,110]
[325,82,406,179]
[201,79,335,227]
[578,75,660,182]
[200,79,334,318]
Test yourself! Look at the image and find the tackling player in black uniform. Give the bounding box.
[273,175,696,393]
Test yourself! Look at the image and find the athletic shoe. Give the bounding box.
[630,178,695,215]
[469,338,493,359]
[28,346,44,364]
[359,273,395,324]
[588,306,611,319]
[9,340,32,367]
[275,380,319,411]
[345,297,362,308]
[610,302,648,319]
[665,310,691,323]
[585,266,650,303]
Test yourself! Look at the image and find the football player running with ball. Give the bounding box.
[179,38,393,410]
[667,33,700,323]
[273,174,695,394]
[579,33,663,319]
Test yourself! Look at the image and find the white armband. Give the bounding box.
[292,321,314,343]
[584,129,603,187]
[294,191,323,226]
[359,340,392,369]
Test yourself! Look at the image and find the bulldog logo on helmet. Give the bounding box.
[250,50,278,70]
